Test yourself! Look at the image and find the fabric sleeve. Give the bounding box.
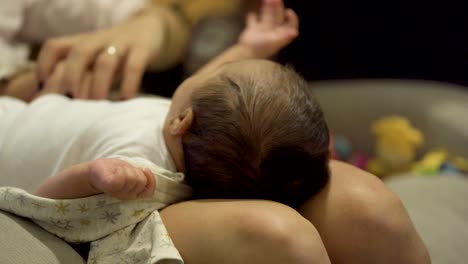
[17,0,147,43]
[0,0,147,74]
[154,0,241,27]
[0,1,30,69]
[109,156,191,201]
[88,212,184,264]
[0,187,184,263]
[0,156,191,243]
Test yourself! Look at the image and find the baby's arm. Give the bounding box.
[34,158,155,200]
[195,0,299,75]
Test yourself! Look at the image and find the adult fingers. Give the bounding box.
[37,36,77,82]
[90,45,129,99]
[62,38,107,98]
[2,70,38,102]
[119,48,150,99]
[41,61,66,95]
[79,71,93,99]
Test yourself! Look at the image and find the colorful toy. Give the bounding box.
[453,156,468,173]
[333,134,353,161]
[411,150,468,176]
[366,116,424,177]
[329,115,467,178]
[329,135,338,160]
[350,153,369,169]
[411,149,448,175]
[440,162,462,175]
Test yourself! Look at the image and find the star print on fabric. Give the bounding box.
[3,187,11,201]
[77,203,90,213]
[88,256,101,264]
[32,201,46,209]
[135,238,146,248]
[113,229,125,237]
[158,233,173,248]
[51,219,73,230]
[15,194,27,206]
[101,210,121,224]
[109,246,123,255]
[96,200,106,208]
[55,202,70,215]
[90,242,100,250]
[80,219,91,226]
[128,253,143,263]
[132,209,145,219]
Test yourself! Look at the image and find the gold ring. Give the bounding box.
[105,46,118,56]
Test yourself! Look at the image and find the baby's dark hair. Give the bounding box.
[182,63,330,208]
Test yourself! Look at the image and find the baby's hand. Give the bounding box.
[88,159,156,200]
[239,0,299,59]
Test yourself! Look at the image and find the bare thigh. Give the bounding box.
[160,199,330,264]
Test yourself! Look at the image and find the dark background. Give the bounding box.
[144,0,468,97]
[279,0,468,86]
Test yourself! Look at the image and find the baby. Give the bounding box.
[0,0,329,208]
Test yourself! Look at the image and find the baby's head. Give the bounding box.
[166,60,329,207]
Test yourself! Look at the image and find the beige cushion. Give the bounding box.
[0,211,85,264]
[313,79,468,156]
[386,175,468,264]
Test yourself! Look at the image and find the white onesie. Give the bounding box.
[0,94,190,264]
[0,94,176,191]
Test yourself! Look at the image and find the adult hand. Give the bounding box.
[0,62,94,101]
[37,61,94,99]
[0,69,38,102]
[239,0,299,59]
[37,9,166,100]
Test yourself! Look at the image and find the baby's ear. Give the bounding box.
[169,108,194,136]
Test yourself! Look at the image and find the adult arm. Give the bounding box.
[35,2,190,100]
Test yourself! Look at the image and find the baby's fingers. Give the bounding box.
[271,27,299,50]
[285,9,299,30]
[261,0,285,26]
[109,167,144,200]
[137,169,156,198]
[246,12,258,27]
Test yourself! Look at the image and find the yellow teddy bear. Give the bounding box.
[367,116,424,177]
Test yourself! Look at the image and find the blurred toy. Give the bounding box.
[366,116,424,177]
[411,150,468,176]
[411,149,448,175]
[453,156,468,173]
[329,135,338,159]
[332,134,353,161]
[329,116,467,178]
[440,162,462,175]
[350,153,369,169]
